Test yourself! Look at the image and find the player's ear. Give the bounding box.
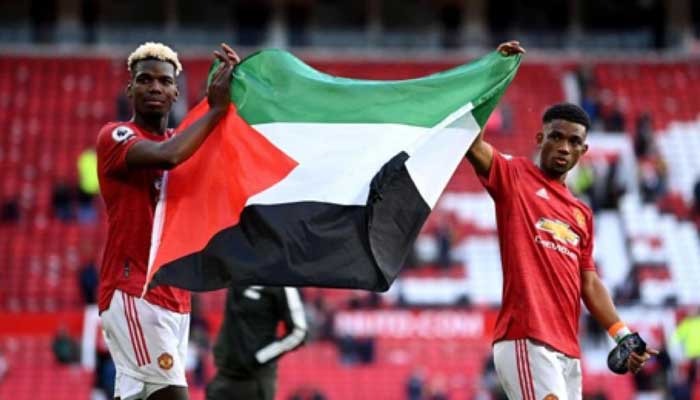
[173,87,179,102]
[126,82,133,98]
[536,131,544,145]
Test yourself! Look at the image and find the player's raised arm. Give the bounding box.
[465,40,525,178]
[125,43,240,170]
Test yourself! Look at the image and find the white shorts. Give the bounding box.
[493,339,582,400]
[100,289,190,400]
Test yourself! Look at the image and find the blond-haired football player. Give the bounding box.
[97,42,239,400]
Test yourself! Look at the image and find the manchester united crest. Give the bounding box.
[158,353,174,370]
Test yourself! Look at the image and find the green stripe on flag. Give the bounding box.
[209,50,520,128]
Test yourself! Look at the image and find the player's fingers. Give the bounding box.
[508,42,525,53]
[498,46,510,55]
[222,43,241,64]
[225,50,239,65]
[230,50,241,64]
[222,45,233,61]
[211,57,226,75]
[213,50,227,63]
[212,62,234,87]
[221,58,235,74]
[627,359,641,372]
[209,66,224,86]
[220,64,235,83]
[646,348,660,356]
[217,48,233,66]
[498,41,524,56]
[210,61,228,85]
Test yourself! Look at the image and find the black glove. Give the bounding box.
[607,332,646,374]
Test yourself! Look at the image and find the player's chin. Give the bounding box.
[140,107,169,119]
[546,162,570,174]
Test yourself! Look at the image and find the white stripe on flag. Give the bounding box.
[246,122,428,206]
[405,111,481,209]
[246,116,479,209]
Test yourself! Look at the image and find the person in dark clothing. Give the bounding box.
[207,286,308,400]
[0,198,19,223]
[406,368,425,400]
[78,260,98,304]
[52,326,80,364]
[603,101,626,132]
[52,181,75,221]
[634,112,654,158]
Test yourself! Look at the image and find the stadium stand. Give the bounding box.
[0,336,92,399]
[2,52,700,399]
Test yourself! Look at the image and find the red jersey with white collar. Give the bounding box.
[480,152,595,358]
[96,121,190,314]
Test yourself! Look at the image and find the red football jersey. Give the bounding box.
[96,121,190,314]
[480,152,595,358]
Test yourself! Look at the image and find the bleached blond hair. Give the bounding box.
[127,42,182,76]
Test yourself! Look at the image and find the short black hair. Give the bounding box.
[542,103,591,131]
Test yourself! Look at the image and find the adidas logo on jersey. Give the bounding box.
[535,188,549,199]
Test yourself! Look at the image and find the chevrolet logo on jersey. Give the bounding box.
[535,218,580,246]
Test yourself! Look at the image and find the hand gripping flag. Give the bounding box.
[145,49,520,293]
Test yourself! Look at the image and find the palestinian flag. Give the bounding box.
[146,49,520,293]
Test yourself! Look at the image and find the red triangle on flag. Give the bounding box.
[146,100,298,284]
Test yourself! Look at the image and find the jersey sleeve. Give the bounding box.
[96,124,142,176]
[478,151,517,200]
[279,287,307,335]
[580,212,596,271]
[254,287,307,365]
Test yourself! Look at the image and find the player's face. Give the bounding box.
[536,119,588,177]
[128,60,178,118]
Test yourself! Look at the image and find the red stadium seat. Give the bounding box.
[0,336,92,399]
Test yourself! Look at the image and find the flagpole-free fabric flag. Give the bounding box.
[145,49,520,293]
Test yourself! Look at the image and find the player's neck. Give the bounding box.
[538,164,567,184]
[133,114,168,135]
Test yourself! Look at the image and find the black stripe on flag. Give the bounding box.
[151,152,431,292]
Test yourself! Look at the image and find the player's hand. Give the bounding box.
[607,332,655,375]
[207,43,240,112]
[497,40,526,56]
[215,43,241,65]
[627,348,659,374]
